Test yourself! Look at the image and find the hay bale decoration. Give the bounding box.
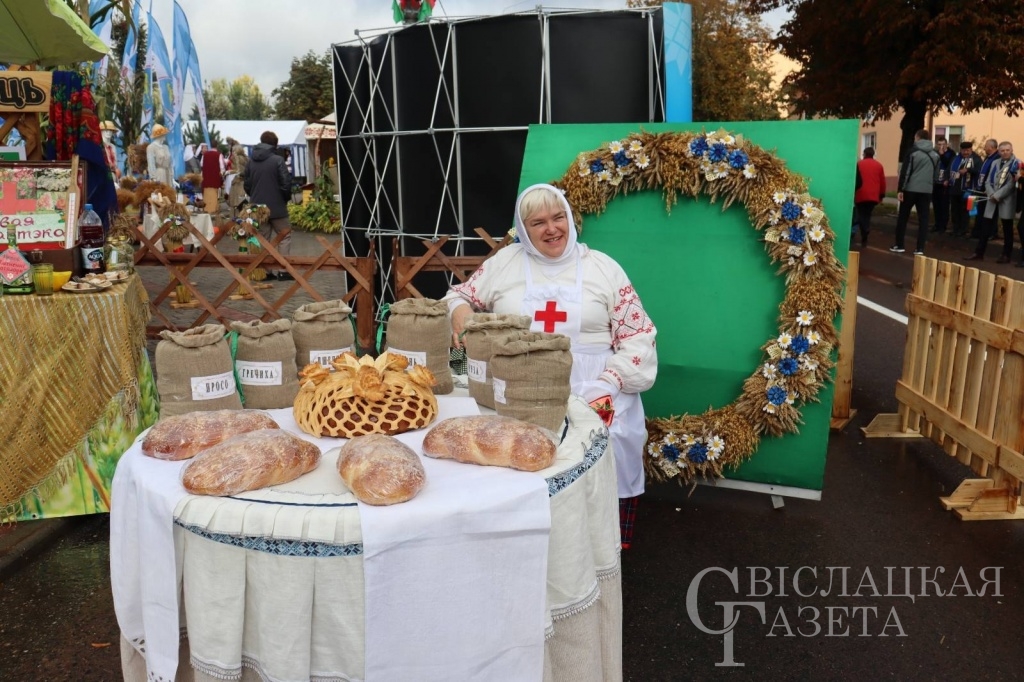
[553,129,845,484]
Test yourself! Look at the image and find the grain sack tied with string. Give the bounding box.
[155,324,241,417]
[384,298,453,394]
[489,331,572,433]
[292,300,355,370]
[229,319,300,409]
[463,313,532,409]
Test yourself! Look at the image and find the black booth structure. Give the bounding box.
[332,7,666,304]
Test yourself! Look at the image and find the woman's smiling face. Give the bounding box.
[524,204,570,258]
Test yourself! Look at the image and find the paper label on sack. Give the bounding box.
[191,371,237,401]
[387,348,427,368]
[492,378,507,404]
[467,358,487,383]
[236,361,283,386]
[310,347,352,369]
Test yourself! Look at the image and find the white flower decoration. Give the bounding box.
[629,139,644,152]
[803,251,818,266]
[762,363,778,379]
[648,441,661,457]
[786,392,797,405]
[768,212,781,226]
[809,226,826,242]
[597,169,611,182]
[777,333,793,348]
[742,164,757,179]
[609,140,624,153]
[721,134,735,145]
[578,167,591,177]
[772,191,788,204]
[807,331,821,345]
[665,432,679,445]
[708,435,725,455]
[763,404,777,414]
[801,357,819,371]
[796,311,815,326]
[681,434,698,447]
[634,153,650,169]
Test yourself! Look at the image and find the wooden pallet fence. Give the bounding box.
[392,229,510,301]
[134,221,377,352]
[830,250,859,430]
[863,256,1024,520]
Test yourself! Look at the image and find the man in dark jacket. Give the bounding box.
[244,131,293,280]
[948,141,982,238]
[891,129,940,255]
[930,136,955,233]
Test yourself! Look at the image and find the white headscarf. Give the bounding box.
[183,145,195,163]
[513,183,580,269]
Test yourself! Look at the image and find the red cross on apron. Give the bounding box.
[534,300,567,333]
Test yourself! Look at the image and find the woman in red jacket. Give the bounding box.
[854,147,888,247]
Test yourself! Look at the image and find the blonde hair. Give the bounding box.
[518,187,564,224]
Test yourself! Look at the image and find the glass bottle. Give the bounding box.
[104,232,135,274]
[79,204,106,274]
[0,221,35,295]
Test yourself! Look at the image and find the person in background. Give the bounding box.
[967,141,1018,262]
[891,129,939,255]
[226,139,249,218]
[967,138,999,249]
[185,143,204,175]
[949,141,981,238]
[244,131,294,280]
[201,143,226,216]
[100,121,120,181]
[443,184,658,549]
[931,136,955,233]
[854,147,886,248]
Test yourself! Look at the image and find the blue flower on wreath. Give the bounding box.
[687,442,709,464]
[781,201,802,222]
[689,136,709,157]
[662,443,681,462]
[708,142,728,163]
[790,335,810,355]
[778,357,800,376]
[788,226,806,245]
[767,385,788,405]
[728,149,749,169]
[589,159,605,173]
[613,151,630,167]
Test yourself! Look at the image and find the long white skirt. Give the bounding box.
[571,343,646,498]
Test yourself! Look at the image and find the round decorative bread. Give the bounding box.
[293,352,438,438]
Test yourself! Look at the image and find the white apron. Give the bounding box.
[521,254,646,497]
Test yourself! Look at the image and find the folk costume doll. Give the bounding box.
[444,183,658,548]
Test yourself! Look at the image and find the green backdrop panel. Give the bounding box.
[519,120,858,491]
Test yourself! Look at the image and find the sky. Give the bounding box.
[149,0,788,106]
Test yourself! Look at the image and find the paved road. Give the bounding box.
[1,214,1022,681]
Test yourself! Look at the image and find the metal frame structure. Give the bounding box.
[332,8,666,306]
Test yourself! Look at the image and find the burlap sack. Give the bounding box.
[230,319,300,409]
[155,324,241,417]
[384,298,453,394]
[489,331,572,432]
[292,300,355,370]
[463,313,532,409]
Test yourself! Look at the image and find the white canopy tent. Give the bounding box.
[184,119,310,179]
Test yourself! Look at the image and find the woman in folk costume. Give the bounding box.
[444,183,658,548]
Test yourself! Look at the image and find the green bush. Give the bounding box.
[288,199,341,233]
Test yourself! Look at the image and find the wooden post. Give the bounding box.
[831,250,858,429]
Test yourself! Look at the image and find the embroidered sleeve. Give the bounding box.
[599,266,657,394]
[445,263,488,311]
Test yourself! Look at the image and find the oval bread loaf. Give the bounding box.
[337,434,425,505]
[422,416,557,472]
[143,410,280,461]
[182,429,321,496]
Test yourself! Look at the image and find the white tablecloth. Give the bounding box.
[141,212,215,251]
[112,396,621,682]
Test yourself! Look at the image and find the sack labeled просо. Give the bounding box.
[155,324,241,417]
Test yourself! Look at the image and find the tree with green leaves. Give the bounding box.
[627,0,781,121]
[272,50,334,122]
[747,0,1024,160]
[189,76,272,121]
[184,122,226,154]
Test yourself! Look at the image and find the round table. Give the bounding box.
[111,396,622,682]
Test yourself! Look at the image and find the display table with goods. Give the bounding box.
[142,211,215,251]
[111,395,621,682]
[0,275,157,521]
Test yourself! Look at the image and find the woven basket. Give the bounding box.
[294,352,438,438]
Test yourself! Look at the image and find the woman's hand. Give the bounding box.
[451,303,473,347]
